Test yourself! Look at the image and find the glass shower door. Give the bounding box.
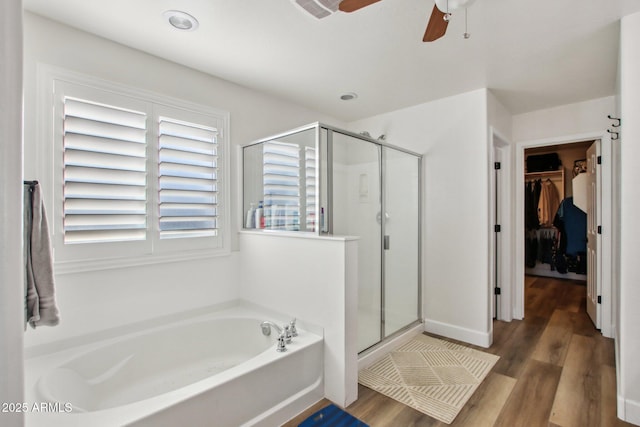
[330,132,383,352]
[382,147,420,337]
[329,130,420,353]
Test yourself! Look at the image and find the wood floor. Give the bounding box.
[283,276,633,427]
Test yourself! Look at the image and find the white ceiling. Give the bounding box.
[23,0,640,122]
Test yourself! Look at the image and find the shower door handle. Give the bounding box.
[376,212,390,224]
[384,235,390,250]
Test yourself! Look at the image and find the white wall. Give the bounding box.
[488,90,513,140]
[512,91,640,422]
[0,1,25,426]
[349,89,493,347]
[511,96,616,320]
[238,232,359,407]
[512,96,615,142]
[22,13,344,350]
[618,10,640,424]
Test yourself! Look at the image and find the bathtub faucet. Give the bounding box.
[260,321,288,352]
[260,320,283,337]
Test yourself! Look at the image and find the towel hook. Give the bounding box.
[608,115,621,127]
[24,180,39,192]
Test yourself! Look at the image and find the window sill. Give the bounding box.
[238,229,360,242]
[54,246,231,275]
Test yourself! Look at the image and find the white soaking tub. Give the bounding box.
[25,303,324,427]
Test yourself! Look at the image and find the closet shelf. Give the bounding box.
[525,169,564,179]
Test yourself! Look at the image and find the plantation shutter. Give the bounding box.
[63,97,147,243]
[305,147,317,231]
[158,117,218,238]
[263,141,300,230]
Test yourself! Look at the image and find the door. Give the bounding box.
[330,132,383,352]
[586,140,601,328]
[330,132,421,352]
[382,147,420,338]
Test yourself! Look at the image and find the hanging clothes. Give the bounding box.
[525,179,542,230]
[524,179,542,268]
[525,229,538,268]
[538,179,561,228]
[537,228,558,265]
[553,196,587,275]
[554,196,587,256]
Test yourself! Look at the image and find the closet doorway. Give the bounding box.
[515,132,613,337]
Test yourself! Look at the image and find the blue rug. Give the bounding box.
[299,404,368,427]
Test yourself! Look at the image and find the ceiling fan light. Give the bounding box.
[434,0,476,13]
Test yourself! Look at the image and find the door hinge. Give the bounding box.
[597,295,602,304]
[597,155,602,165]
[597,225,602,234]
[494,224,501,233]
[494,162,501,170]
[494,287,501,295]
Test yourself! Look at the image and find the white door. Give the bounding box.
[586,141,601,328]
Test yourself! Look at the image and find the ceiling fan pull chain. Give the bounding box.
[463,7,470,39]
[444,0,451,22]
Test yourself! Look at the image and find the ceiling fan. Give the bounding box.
[338,0,477,42]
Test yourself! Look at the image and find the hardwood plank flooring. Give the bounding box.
[550,334,601,427]
[530,309,574,366]
[494,359,562,427]
[282,276,634,427]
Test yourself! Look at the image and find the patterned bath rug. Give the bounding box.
[358,334,499,424]
[298,404,369,427]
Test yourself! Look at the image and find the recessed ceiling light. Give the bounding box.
[163,10,199,31]
[340,92,358,101]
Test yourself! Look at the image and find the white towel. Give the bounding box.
[24,182,59,329]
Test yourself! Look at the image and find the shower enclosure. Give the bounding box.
[243,123,421,353]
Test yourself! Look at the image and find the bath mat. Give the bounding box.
[358,334,499,424]
[298,404,368,427]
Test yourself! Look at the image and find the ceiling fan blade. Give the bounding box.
[423,4,449,42]
[338,0,382,13]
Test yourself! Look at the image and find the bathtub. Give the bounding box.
[25,303,324,427]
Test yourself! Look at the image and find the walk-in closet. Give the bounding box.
[524,141,594,282]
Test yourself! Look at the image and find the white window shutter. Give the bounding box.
[305,146,317,231]
[62,97,147,243]
[48,72,229,268]
[158,117,219,238]
[263,141,301,230]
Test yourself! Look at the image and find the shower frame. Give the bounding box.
[243,122,423,353]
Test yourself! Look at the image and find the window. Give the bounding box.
[48,74,229,269]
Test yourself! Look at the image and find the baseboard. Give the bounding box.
[424,318,492,348]
[621,397,640,425]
